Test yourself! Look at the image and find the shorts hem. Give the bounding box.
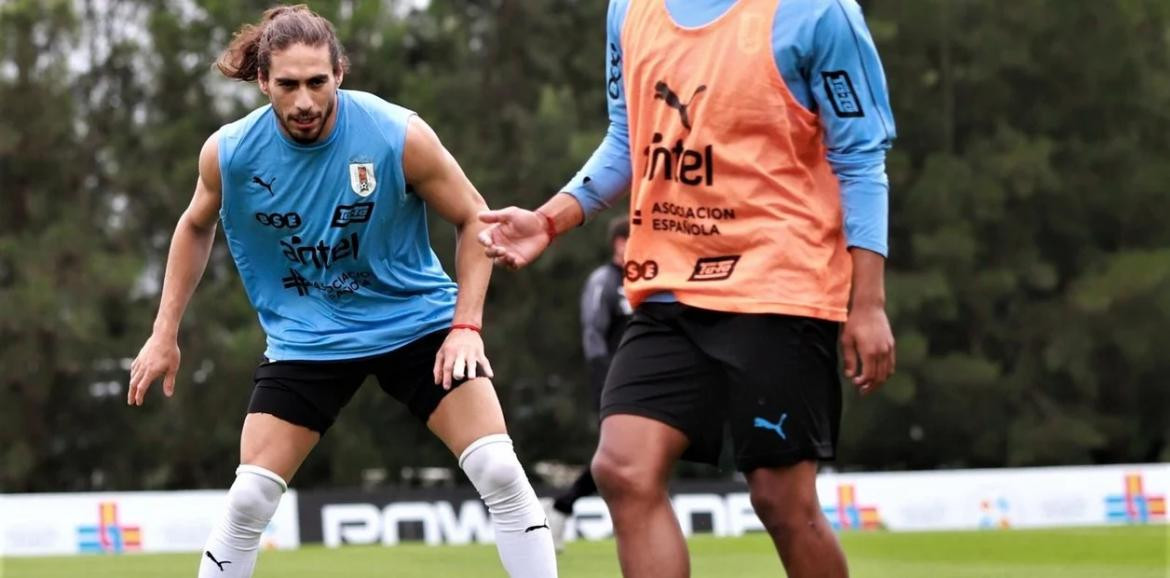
[245,408,329,436]
[735,446,835,472]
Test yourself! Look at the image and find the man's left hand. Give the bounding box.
[433,328,495,389]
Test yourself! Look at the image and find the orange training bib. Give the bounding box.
[620,0,852,321]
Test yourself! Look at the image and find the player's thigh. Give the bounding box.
[243,358,368,481]
[371,330,506,457]
[240,412,320,483]
[426,377,507,457]
[600,303,723,469]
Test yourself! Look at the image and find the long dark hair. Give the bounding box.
[216,4,349,82]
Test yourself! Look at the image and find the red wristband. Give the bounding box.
[536,210,557,243]
[451,323,481,333]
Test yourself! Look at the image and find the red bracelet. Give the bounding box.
[536,210,558,243]
[451,323,481,333]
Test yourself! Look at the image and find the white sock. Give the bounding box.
[197,465,286,577]
[460,434,558,577]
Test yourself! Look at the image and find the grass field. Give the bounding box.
[2,526,1166,578]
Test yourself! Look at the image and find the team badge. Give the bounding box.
[349,162,376,197]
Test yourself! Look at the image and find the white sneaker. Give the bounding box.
[544,501,567,553]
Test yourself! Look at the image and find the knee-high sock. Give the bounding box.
[197,465,286,577]
[460,434,558,577]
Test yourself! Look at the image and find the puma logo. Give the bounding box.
[252,175,275,196]
[205,551,232,572]
[524,521,550,533]
[654,81,707,131]
[753,414,788,440]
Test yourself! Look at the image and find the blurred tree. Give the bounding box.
[840,0,1170,469]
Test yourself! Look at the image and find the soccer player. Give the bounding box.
[127,5,556,577]
[478,0,896,576]
[547,216,632,551]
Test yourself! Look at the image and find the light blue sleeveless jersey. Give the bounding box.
[217,90,457,361]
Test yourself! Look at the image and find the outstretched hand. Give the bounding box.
[477,207,552,270]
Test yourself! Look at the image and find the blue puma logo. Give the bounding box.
[753,414,788,439]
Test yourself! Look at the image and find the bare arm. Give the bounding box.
[840,248,895,393]
[402,116,495,387]
[129,133,222,405]
[154,135,223,337]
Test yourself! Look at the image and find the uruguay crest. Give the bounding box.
[349,162,376,197]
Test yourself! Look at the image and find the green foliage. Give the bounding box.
[2,0,1167,491]
[839,0,1170,471]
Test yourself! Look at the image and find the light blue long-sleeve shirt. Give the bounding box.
[564,0,896,256]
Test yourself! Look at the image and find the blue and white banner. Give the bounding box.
[1,463,1164,555]
[0,490,299,557]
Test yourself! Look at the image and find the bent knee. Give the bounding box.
[750,491,825,535]
[459,434,528,494]
[227,465,286,524]
[591,449,663,500]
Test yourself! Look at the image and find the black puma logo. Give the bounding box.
[252,176,275,196]
[654,81,707,131]
[524,521,550,533]
[205,551,232,572]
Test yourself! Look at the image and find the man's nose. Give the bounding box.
[294,88,314,112]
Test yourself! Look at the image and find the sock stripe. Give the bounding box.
[458,433,513,469]
[235,464,288,492]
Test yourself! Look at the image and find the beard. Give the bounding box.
[281,94,335,144]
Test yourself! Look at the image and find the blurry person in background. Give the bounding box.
[127,5,555,577]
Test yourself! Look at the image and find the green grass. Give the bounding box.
[3,526,1166,577]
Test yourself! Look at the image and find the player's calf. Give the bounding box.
[198,465,286,578]
[746,463,848,578]
[460,434,558,577]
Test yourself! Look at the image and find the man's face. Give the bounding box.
[259,43,343,144]
[613,235,628,264]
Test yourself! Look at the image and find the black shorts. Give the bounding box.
[247,330,465,435]
[601,302,842,472]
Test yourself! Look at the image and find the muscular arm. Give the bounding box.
[404,116,497,385]
[153,134,223,339]
[129,133,221,405]
[402,116,492,329]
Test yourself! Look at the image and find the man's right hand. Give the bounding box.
[128,333,181,406]
[477,207,553,269]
